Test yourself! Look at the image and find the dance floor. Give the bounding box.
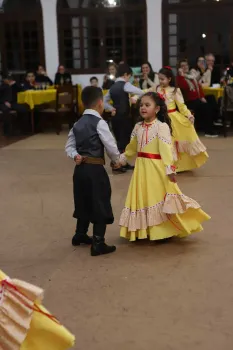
[0,132,233,350]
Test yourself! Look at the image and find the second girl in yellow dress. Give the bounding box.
[156,67,208,172]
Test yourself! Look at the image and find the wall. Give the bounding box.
[41,0,162,87]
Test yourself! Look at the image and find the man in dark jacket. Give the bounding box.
[0,73,29,135]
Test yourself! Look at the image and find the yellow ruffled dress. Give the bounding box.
[119,120,210,241]
[156,86,208,172]
[0,270,75,350]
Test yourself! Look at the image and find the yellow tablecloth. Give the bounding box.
[203,87,224,101]
[18,85,84,112]
[18,89,57,110]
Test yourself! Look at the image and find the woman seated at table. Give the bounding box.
[22,71,36,90]
[190,57,220,123]
[139,61,159,89]
[35,64,53,86]
[177,59,218,137]
[54,64,72,85]
[190,57,211,87]
[102,62,117,89]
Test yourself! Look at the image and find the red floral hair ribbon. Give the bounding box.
[164,66,172,70]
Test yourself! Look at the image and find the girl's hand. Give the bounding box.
[111,108,116,117]
[168,174,177,183]
[188,115,195,124]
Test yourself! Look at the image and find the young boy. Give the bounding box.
[90,76,99,87]
[65,86,120,256]
[104,63,144,173]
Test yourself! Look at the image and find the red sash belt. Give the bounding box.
[138,152,161,159]
[168,108,177,113]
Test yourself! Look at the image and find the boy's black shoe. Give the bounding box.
[72,233,92,246]
[112,167,127,174]
[122,164,134,171]
[91,236,116,256]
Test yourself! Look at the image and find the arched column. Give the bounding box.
[146,0,162,71]
[40,0,59,79]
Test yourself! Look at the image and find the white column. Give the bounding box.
[40,0,59,80]
[146,0,163,71]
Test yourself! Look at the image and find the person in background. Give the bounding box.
[0,73,29,135]
[139,61,159,90]
[205,53,221,86]
[190,57,220,124]
[90,76,99,87]
[190,57,211,87]
[177,59,218,137]
[102,62,117,90]
[54,64,72,85]
[23,71,36,90]
[104,63,144,173]
[35,64,53,86]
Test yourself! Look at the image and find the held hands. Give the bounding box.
[200,97,207,103]
[110,161,121,169]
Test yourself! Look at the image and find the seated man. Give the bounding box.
[0,73,29,135]
[177,60,218,138]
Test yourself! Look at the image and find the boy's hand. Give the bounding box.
[74,155,83,165]
[111,108,116,117]
[130,96,138,104]
[168,174,177,183]
[110,161,121,169]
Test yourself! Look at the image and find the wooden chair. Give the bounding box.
[0,110,18,136]
[221,86,233,137]
[40,84,76,134]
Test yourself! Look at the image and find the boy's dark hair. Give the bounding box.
[90,76,98,83]
[81,86,103,108]
[26,70,35,76]
[116,63,133,78]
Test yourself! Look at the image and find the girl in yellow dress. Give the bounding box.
[119,92,210,241]
[157,67,208,172]
[0,269,75,350]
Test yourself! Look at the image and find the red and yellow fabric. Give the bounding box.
[0,269,75,350]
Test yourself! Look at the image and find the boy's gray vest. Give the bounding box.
[110,81,130,116]
[73,114,104,158]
